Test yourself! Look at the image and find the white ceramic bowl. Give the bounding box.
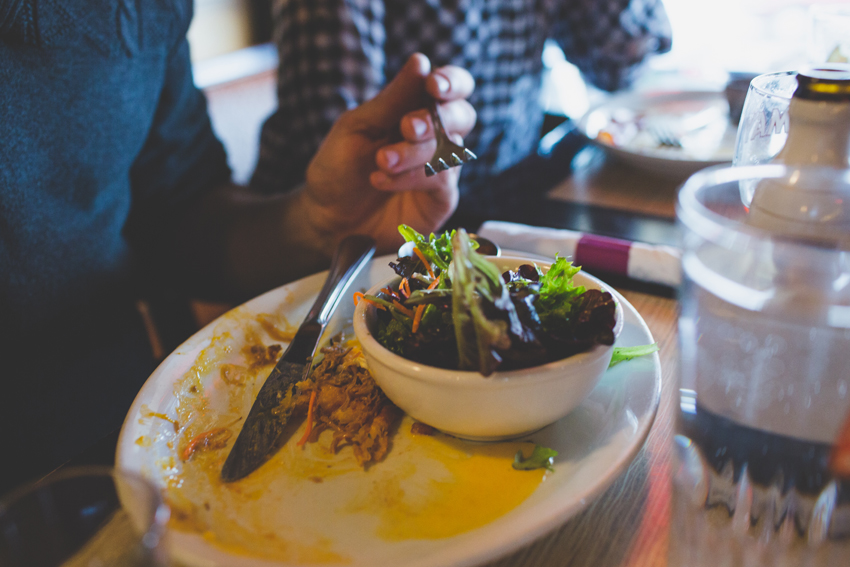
[352,256,624,441]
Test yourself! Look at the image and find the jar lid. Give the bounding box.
[795,64,850,101]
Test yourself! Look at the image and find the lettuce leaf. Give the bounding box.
[375,316,413,356]
[450,230,511,375]
[535,257,586,333]
[398,225,455,273]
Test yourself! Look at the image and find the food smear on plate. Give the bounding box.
[341,432,545,541]
[139,304,549,562]
[363,226,616,376]
[164,415,546,560]
[167,311,399,471]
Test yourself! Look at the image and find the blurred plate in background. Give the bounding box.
[577,91,737,178]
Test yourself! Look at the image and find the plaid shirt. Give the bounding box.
[252,0,671,208]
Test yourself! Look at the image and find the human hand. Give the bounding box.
[301,53,476,254]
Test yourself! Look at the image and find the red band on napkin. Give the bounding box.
[574,234,631,276]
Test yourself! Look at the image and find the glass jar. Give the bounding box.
[670,165,850,567]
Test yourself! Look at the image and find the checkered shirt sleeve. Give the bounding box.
[550,0,672,92]
[252,0,387,193]
[251,0,672,197]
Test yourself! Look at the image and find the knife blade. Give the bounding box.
[221,235,376,482]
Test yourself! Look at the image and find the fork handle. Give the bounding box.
[427,99,451,144]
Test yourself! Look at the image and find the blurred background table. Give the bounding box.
[548,146,680,220]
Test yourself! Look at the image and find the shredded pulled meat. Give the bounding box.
[295,343,401,467]
[410,422,437,436]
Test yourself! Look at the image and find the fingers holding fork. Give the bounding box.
[372,61,477,189]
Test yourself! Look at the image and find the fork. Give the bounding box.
[648,124,683,148]
[646,105,726,149]
[424,99,476,177]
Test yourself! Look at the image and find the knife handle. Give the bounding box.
[309,234,376,325]
[281,235,376,363]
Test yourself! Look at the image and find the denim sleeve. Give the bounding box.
[128,38,231,216]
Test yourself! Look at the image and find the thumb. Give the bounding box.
[354,53,431,130]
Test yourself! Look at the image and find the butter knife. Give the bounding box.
[220,235,376,482]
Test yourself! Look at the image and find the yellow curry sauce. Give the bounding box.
[142,306,548,563]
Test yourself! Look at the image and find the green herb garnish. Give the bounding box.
[398,224,457,272]
[512,444,558,472]
[608,343,659,368]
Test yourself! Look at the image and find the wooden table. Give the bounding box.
[547,145,683,221]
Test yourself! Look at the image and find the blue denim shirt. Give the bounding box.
[0,0,230,489]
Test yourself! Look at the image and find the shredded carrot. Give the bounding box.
[363,297,387,310]
[596,131,615,145]
[355,291,387,310]
[413,247,436,278]
[392,300,415,318]
[412,304,426,333]
[412,277,439,333]
[181,428,231,461]
[381,286,400,300]
[297,389,318,447]
[399,278,411,298]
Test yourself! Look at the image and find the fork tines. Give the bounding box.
[425,147,477,177]
[424,100,477,177]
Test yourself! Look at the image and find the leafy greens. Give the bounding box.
[368,226,618,376]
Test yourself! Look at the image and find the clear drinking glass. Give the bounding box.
[670,165,850,566]
[732,71,796,169]
[0,466,170,567]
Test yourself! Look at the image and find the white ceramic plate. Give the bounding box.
[117,254,661,567]
[577,90,737,177]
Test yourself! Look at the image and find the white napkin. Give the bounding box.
[477,221,682,287]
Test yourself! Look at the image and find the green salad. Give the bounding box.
[358,226,624,376]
